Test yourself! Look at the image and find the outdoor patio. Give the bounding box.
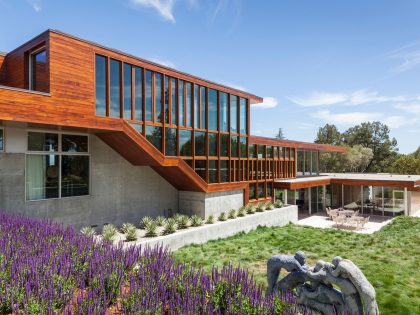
[296,211,394,234]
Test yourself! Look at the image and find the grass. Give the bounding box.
[175,216,420,315]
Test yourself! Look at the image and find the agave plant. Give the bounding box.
[120,222,136,234]
[246,204,256,214]
[190,215,203,227]
[163,218,178,235]
[125,225,138,241]
[237,206,246,217]
[265,201,275,210]
[145,221,158,237]
[155,216,166,227]
[256,202,265,212]
[80,226,96,236]
[102,224,118,242]
[228,209,237,219]
[177,215,190,229]
[274,200,284,208]
[139,216,153,229]
[206,215,215,224]
[218,212,227,221]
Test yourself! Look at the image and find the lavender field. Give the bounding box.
[0,212,306,314]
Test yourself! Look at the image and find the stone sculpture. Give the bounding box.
[267,252,379,315]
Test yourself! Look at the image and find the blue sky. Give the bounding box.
[1,0,419,153]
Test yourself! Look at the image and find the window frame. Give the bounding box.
[25,130,90,202]
[28,46,47,91]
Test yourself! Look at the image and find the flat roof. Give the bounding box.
[274,173,420,191]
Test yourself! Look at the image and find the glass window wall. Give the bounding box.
[178,80,185,125]
[209,160,218,183]
[145,70,152,121]
[155,73,163,122]
[95,55,107,116]
[179,130,192,156]
[134,67,143,120]
[110,59,121,118]
[220,134,229,157]
[239,98,247,134]
[165,128,177,156]
[195,160,206,180]
[124,63,132,119]
[208,89,218,131]
[195,132,206,156]
[230,95,238,133]
[208,133,217,156]
[146,125,162,150]
[220,92,228,132]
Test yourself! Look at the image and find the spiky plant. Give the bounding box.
[102,224,118,242]
[265,201,275,210]
[177,215,190,229]
[206,215,215,224]
[256,202,265,212]
[246,204,256,214]
[274,200,284,208]
[144,221,158,237]
[228,209,237,219]
[125,225,138,241]
[190,215,203,227]
[80,226,96,236]
[155,216,166,227]
[120,222,136,234]
[163,218,177,235]
[139,216,153,229]
[237,206,246,217]
[218,212,227,222]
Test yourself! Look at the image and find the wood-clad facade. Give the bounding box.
[0,29,346,208]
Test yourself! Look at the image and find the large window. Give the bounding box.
[240,137,247,158]
[195,160,206,180]
[110,59,121,118]
[239,98,247,134]
[124,63,132,119]
[145,70,152,121]
[134,67,143,121]
[26,132,89,201]
[195,132,206,156]
[155,73,163,122]
[186,82,192,127]
[220,160,229,182]
[230,95,238,133]
[231,136,238,157]
[179,130,192,156]
[164,76,170,123]
[220,92,228,132]
[165,128,177,156]
[200,87,206,129]
[178,80,185,126]
[209,160,218,183]
[194,85,199,128]
[220,134,229,157]
[29,48,48,92]
[146,126,162,150]
[208,89,218,131]
[95,55,107,116]
[0,129,3,151]
[171,78,177,125]
[208,133,217,156]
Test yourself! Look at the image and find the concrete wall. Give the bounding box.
[409,191,420,216]
[179,189,244,218]
[0,127,178,229]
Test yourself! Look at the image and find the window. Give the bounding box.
[195,131,206,156]
[0,129,3,151]
[95,55,107,116]
[220,160,229,182]
[179,80,185,126]
[146,126,162,150]
[208,89,218,131]
[194,85,199,128]
[165,128,177,156]
[171,78,177,125]
[279,147,284,159]
[208,133,217,156]
[209,160,218,183]
[220,134,229,157]
[231,136,238,157]
[179,130,192,156]
[258,145,265,159]
[239,98,247,134]
[186,82,192,127]
[267,146,273,158]
[110,59,121,118]
[145,71,153,121]
[220,92,228,132]
[230,95,238,133]
[249,183,256,200]
[29,48,48,92]
[164,76,170,123]
[195,160,206,180]
[26,132,89,201]
[200,86,206,129]
[155,73,163,122]
[240,137,247,158]
[124,63,132,120]
[273,147,278,159]
[248,144,256,158]
[258,183,264,199]
[134,67,143,121]
[266,183,273,198]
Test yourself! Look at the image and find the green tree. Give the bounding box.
[315,124,342,145]
[275,128,285,140]
[389,155,420,175]
[345,145,374,172]
[412,146,420,158]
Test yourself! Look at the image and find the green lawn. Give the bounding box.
[175,216,420,315]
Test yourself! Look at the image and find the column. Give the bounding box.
[404,187,408,216]
[360,186,363,214]
[308,187,312,215]
[341,184,344,208]
[323,185,326,211]
[284,189,287,205]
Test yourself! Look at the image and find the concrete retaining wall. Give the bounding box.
[129,205,298,251]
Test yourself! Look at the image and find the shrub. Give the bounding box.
[265,201,275,210]
[80,226,96,236]
[237,206,246,217]
[120,222,136,234]
[218,212,227,221]
[145,221,158,237]
[256,202,265,212]
[155,216,166,227]
[228,209,237,219]
[176,215,190,229]
[102,224,118,242]
[274,200,284,208]
[163,218,178,235]
[246,204,256,214]
[190,215,203,227]
[206,215,215,224]
[139,216,153,229]
[125,225,138,242]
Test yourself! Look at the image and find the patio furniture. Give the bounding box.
[348,216,370,230]
[344,202,360,211]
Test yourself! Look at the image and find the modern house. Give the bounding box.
[0,30,419,228]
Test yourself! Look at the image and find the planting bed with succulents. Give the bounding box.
[0,211,306,314]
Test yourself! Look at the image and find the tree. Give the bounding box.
[275,128,285,140]
[389,155,420,175]
[342,122,398,173]
[315,124,342,145]
[412,146,420,158]
[345,145,374,173]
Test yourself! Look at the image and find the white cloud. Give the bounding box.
[148,56,176,68]
[385,39,420,73]
[220,82,247,92]
[288,92,348,107]
[252,97,278,109]
[348,89,406,105]
[395,103,420,114]
[26,0,41,12]
[130,0,176,22]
